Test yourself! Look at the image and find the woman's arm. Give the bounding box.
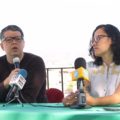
[86,83,120,106]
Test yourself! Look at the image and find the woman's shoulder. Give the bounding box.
[87,61,96,68]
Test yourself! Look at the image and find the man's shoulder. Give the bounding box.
[0,55,7,70]
[24,52,44,63]
[24,52,43,59]
[87,61,95,68]
[23,52,45,69]
[0,55,6,61]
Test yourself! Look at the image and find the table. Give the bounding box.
[0,103,120,120]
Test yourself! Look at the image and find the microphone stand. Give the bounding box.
[70,79,88,109]
[3,89,24,107]
[77,79,86,107]
[3,59,24,107]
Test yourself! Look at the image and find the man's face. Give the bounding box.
[0,30,25,57]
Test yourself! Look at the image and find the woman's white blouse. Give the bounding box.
[87,62,120,97]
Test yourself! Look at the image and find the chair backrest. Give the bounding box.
[46,88,64,103]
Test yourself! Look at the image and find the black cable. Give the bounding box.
[20,91,64,108]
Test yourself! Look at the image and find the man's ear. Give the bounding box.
[0,43,4,50]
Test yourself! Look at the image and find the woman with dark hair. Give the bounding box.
[63,24,120,106]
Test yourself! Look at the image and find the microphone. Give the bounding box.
[70,57,89,109]
[71,58,89,81]
[6,69,28,102]
[13,57,20,68]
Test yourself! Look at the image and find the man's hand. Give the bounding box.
[3,68,20,88]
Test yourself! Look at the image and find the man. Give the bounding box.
[0,25,47,103]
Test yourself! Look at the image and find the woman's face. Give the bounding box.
[92,28,112,57]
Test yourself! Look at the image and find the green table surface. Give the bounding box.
[0,103,120,120]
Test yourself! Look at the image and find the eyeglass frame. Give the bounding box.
[91,35,110,44]
[1,36,24,43]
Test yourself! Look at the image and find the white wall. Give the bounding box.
[0,0,120,67]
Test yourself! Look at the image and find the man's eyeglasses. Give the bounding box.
[91,35,110,44]
[2,36,23,43]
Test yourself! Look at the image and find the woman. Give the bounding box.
[63,24,120,106]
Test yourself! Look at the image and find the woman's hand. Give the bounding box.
[86,92,97,106]
[62,91,78,106]
[62,90,97,106]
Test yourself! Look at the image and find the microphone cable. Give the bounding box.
[20,91,64,108]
